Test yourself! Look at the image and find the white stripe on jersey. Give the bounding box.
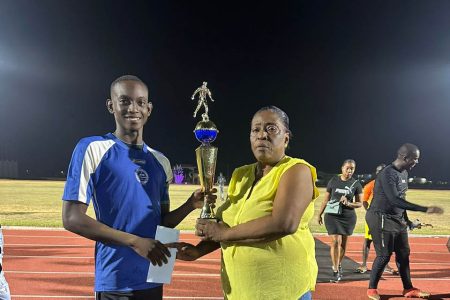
[147,146,173,183]
[78,140,115,203]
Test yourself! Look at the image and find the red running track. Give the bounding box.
[2,228,449,299]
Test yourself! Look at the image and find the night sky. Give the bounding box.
[1,1,449,181]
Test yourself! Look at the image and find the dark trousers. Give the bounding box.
[366,210,413,290]
[96,286,163,300]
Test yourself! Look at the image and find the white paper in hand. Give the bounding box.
[146,226,179,284]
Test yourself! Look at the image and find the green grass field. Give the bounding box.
[0,179,449,235]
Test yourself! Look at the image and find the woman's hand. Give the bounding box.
[189,188,218,210]
[196,219,229,242]
[317,214,323,225]
[166,242,201,261]
[340,196,350,207]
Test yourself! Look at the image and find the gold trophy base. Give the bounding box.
[199,201,218,221]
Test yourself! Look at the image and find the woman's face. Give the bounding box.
[341,162,356,180]
[250,110,289,164]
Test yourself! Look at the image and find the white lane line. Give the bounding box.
[11,296,94,299]
[408,278,450,281]
[5,237,446,246]
[5,235,198,240]
[345,250,450,254]
[319,241,448,246]
[3,255,219,262]
[3,235,86,239]
[6,271,94,275]
[163,296,223,300]
[5,271,220,277]
[11,296,223,299]
[4,255,448,266]
[5,255,94,259]
[6,244,448,254]
[5,244,92,247]
[363,262,450,265]
[173,273,220,277]
[5,233,446,245]
[4,257,447,266]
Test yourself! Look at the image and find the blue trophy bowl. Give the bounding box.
[194,120,219,144]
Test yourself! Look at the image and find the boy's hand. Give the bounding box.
[190,188,217,209]
[131,237,171,266]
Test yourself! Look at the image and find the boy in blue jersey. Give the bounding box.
[62,75,214,300]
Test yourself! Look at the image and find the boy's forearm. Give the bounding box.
[162,196,196,228]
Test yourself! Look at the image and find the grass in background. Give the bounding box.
[0,179,449,234]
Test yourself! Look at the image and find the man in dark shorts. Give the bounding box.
[355,163,398,275]
[365,143,444,299]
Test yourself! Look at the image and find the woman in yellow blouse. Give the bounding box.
[175,106,319,300]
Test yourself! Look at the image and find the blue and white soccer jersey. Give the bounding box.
[62,133,173,292]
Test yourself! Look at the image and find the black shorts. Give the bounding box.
[95,286,163,300]
[324,208,357,235]
[366,210,410,257]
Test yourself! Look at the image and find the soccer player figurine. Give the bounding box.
[191,81,215,119]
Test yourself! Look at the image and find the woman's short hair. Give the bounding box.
[342,159,356,167]
[254,105,292,136]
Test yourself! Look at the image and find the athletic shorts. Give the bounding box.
[364,221,372,240]
[366,210,410,257]
[95,286,162,300]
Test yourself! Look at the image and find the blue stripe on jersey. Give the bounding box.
[62,133,172,291]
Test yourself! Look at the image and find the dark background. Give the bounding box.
[0,1,449,181]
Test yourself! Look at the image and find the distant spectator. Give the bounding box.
[216,172,226,200]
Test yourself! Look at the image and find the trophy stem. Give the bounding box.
[200,200,216,219]
[195,144,218,220]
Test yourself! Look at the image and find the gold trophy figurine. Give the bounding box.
[191,82,218,219]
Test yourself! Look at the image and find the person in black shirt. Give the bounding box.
[318,159,363,282]
[355,163,398,275]
[366,143,444,300]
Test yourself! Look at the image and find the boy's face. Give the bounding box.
[107,80,152,132]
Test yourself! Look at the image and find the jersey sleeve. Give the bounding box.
[62,137,115,204]
[158,157,172,206]
[148,147,173,206]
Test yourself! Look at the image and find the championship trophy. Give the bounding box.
[191,82,218,220]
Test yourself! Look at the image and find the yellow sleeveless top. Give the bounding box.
[216,156,319,300]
